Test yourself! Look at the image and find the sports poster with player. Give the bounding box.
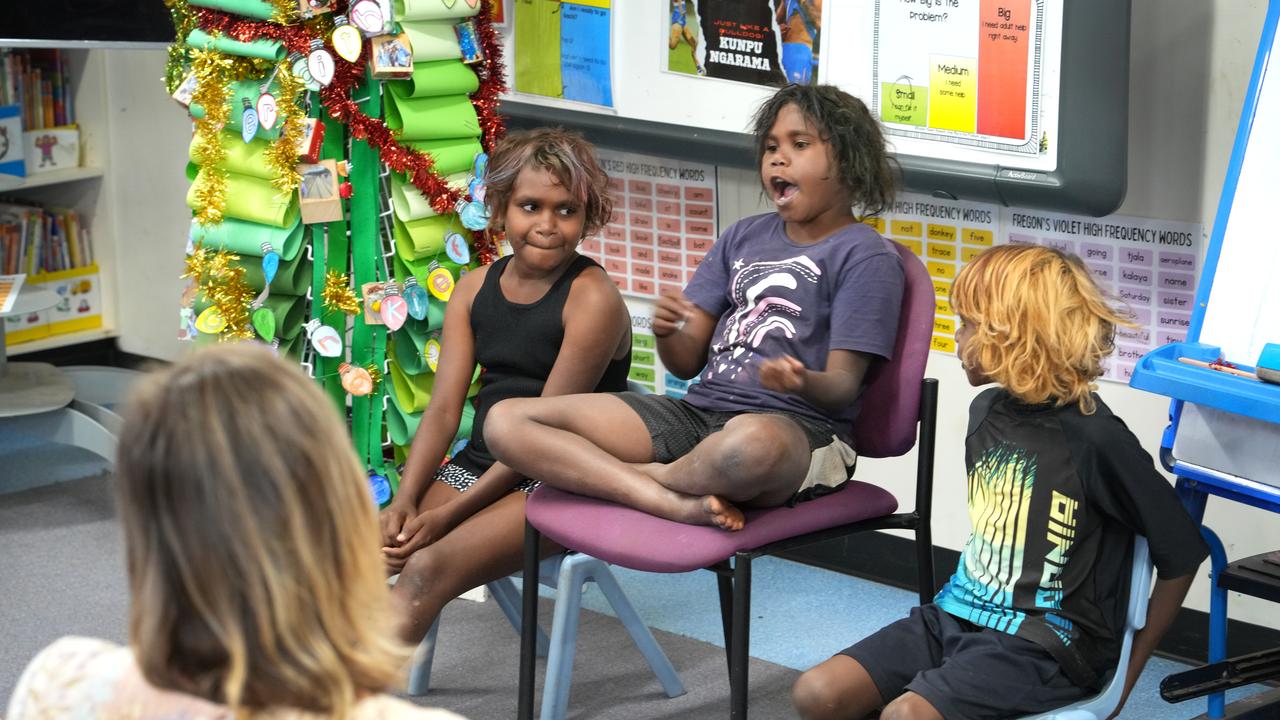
[664,0,824,87]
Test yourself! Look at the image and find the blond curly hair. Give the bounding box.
[951,244,1135,413]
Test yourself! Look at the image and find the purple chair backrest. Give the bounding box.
[851,242,936,458]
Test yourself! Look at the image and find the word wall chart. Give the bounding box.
[870,192,1202,383]
[580,149,719,396]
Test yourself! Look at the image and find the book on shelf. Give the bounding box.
[0,49,79,178]
[0,202,93,276]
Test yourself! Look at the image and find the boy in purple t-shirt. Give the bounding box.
[486,85,903,530]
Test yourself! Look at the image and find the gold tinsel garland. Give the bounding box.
[189,48,234,225]
[267,60,304,195]
[183,243,256,340]
[322,270,362,315]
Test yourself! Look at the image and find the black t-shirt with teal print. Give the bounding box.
[935,388,1208,681]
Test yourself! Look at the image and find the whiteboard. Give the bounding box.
[1195,5,1280,366]
[498,1,1065,172]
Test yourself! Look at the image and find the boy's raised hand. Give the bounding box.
[759,354,808,394]
[653,289,698,338]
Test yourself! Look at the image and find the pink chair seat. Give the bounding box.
[526,481,899,574]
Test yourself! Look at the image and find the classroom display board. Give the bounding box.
[867,192,1201,383]
[1196,11,1280,368]
[499,0,1129,215]
[578,148,718,298]
[512,0,613,106]
[843,0,1062,172]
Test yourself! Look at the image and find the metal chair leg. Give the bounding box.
[519,521,541,720]
[730,553,752,720]
[716,564,734,677]
[406,618,441,696]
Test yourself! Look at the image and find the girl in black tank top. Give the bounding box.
[380,128,631,648]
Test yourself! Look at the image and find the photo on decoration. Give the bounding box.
[298,159,345,224]
[371,32,414,78]
[298,0,335,18]
[171,74,198,108]
[665,0,822,87]
[300,163,337,200]
[488,0,506,26]
[456,19,486,64]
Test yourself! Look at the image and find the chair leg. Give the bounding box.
[915,521,936,605]
[519,521,541,720]
[730,553,752,720]
[406,617,441,696]
[586,558,686,698]
[716,564,734,677]
[490,578,551,657]
[539,556,588,720]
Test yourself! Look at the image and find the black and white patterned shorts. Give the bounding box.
[433,461,540,494]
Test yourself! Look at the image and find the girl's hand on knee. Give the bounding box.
[759,354,808,394]
[378,503,412,547]
[382,509,454,561]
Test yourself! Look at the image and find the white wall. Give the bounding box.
[106,50,197,362]
[107,1,1280,626]
[717,0,1280,632]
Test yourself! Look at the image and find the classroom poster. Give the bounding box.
[872,0,1047,158]
[579,149,718,396]
[871,192,1201,384]
[664,0,823,87]
[513,0,613,106]
[1001,208,1200,383]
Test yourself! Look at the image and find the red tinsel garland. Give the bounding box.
[192,3,507,233]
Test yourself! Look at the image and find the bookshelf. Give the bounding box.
[2,49,116,355]
[1,48,191,360]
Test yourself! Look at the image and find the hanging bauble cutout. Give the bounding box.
[260,242,281,285]
[290,52,321,91]
[349,0,385,34]
[304,318,343,357]
[252,306,277,341]
[307,39,336,86]
[402,276,430,321]
[240,99,259,143]
[425,337,441,372]
[340,362,374,396]
[195,305,227,334]
[332,16,364,63]
[444,231,471,265]
[256,92,278,131]
[379,284,408,331]
[427,266,454,301]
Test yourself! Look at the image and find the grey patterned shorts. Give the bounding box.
[434,461,539,494]
[614,391,858,502]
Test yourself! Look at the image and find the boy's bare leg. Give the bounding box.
[793,655,884,720]
[486,394,742,527]
[641,413,811,507]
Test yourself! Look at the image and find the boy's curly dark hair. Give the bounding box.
[751,84,896,218]
[484,127,614,239]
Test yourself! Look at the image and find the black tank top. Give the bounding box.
[453,253,631,474]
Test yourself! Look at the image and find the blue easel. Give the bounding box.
[1130,2,1280,717]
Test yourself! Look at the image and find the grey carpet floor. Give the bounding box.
[1,475,799,718]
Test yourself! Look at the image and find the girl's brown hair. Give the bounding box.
[115,344,407,716]
[951,244,1135,413]
[483,127,614,239]
[751,83,896,218]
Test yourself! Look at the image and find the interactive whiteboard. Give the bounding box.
[497,0,1129,215]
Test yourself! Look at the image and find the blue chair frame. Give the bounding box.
[406,552,685,720]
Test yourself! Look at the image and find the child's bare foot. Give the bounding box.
[702,495,744,531]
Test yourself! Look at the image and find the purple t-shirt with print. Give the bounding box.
[682,212,904,439]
